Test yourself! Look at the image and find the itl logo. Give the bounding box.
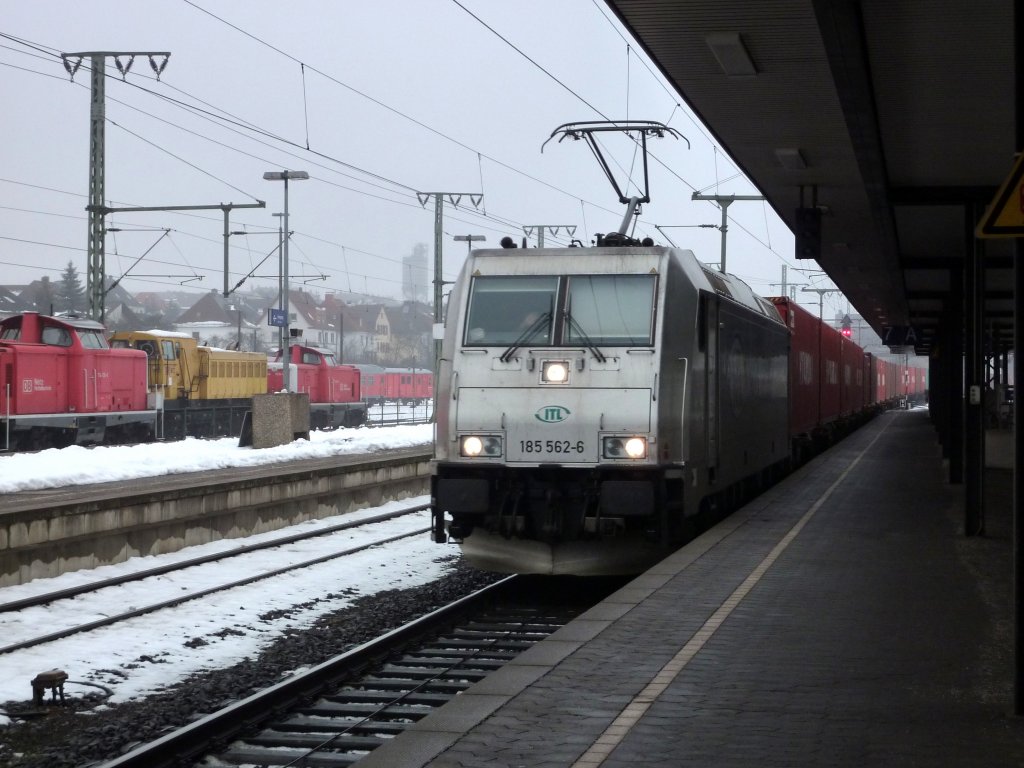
[535,405,570,423]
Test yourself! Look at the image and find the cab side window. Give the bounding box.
[41,326,72,347]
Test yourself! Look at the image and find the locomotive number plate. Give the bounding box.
[518,439,586,455]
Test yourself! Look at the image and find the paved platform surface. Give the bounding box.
[359,409,1024,767]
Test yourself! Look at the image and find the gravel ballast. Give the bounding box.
[0,558,501,768]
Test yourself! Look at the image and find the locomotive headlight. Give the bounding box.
[603,436,648,459]
[624,437,647,458]
[542,360,569,383]
[460,434,503,458]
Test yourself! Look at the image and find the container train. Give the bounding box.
[429,243,927,577]
[0,314,377,450]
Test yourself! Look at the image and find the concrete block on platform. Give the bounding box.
[251,393,310,448]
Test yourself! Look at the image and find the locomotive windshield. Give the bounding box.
[464,276,558,345]
[463,273,656,347]
[76,329,108,349]
[564,275,656,345]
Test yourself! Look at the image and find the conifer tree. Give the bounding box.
[57,261,86,314]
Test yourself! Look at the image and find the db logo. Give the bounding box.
[535,405,570,423]
[22,379,33,393]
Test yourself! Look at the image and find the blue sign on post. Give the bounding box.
[269,308,287,328]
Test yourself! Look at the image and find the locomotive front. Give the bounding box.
[431,246,688,575]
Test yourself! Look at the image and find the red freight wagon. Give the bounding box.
[872,356,900,406]
[839,336,867,417]
[907,366,928,402]
[887,360,903,403]
[269,345,367,428]
[769,297,819,444]
[860,353,873,411]
[870,356,884,405]
[818,322,844,427]
[0,312,155,450]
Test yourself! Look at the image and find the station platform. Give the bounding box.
[359,408,1024,767]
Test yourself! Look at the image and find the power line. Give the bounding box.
[174,4,625,214]
[2,22,629,252]
[3,11,797,293]
[109,119,261,201]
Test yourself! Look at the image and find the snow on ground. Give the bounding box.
[0,501,450,724]
[0,421,433,493]
[0,420,441,725]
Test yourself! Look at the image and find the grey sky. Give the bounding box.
[2,1,841,315]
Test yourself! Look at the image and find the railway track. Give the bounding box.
[0,503,431,655]
[96,574,622,768]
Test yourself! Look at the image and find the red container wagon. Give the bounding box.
[818,322,844,429]
[0,312,155,450]
[869,355,884,406]
[769,297,820,454]
[907,366,928,404]
[770,297,868,451]
[872,356,899,406]
[839,335,867,418]
[860,353,873,412]
[885,358,897,404]
[269,345,367,428]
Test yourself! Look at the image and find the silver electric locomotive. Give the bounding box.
[430,243,789,575]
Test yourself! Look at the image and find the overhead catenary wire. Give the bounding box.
[1,20,657,248]
[1,6,807,304]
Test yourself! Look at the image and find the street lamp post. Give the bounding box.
[263,171,309,391]
[272,212,284,354]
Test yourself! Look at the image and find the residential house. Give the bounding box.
[339,303,389,364]
[16,277,58,314]
[0,286,20,319]
[261,288,335,354]
[174,290,262,350]
[103,302,145,331]
[385,301,433,369]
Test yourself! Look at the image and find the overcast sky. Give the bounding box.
[1,1,846,317]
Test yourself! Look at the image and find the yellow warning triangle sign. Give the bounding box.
[977,153,1024,238]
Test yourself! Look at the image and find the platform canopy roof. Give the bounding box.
[605,0,1016,356]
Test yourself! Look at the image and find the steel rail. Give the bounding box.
[0,516,431,655]
[94,575,521,768]
[0,504,428,614]
[241,606,565,767]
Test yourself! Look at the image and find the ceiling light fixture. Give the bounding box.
[775,148,806,170]
[706,32,757,76]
